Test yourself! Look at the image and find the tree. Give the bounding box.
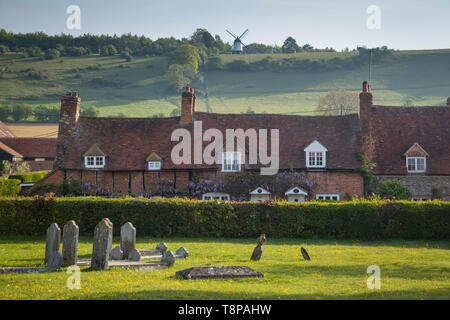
[190,28,215,48]
[80,106,99,117]
[33,105,49,122]
[376,180,413,200]
[166,64,195,91]
[100,45,117,56]
[12,104,33,122]
[45,48,60,60]
[0,45,9,55]
[0,105,12,121]
[166,44,201,74]
[316,90,359,115]
[282,37,300,52]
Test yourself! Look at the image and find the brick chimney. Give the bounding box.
[447,97,450,107]
[359,81,374,162]
[54,91,80,168]
[180,86,196,124]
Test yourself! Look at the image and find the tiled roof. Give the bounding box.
[0,141,22,157]
[369,105,450,174]
[58,112,361,171]
[0,121,15,137]
[0,138,57,158]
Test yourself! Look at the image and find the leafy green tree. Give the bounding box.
[80,106,99,117]
[376,180,413,200]
[166,64,195,91]
[282,37,300,52]
[167,44,201,74]
[45,48,60,59]
[100,45,117,56]
[12,104,33,122]
[33,105,49,122]
[0,105,12,121]
[191,28,215,48]
[47,107,60,122]
[26,46,43,57]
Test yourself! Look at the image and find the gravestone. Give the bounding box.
[62,220,79,266]
[257,234,266,245]
[177,266,263,280]
[120,222,136,259]
[176,247,189,258]
[91,218,113,270]
[161,250,176,266]
[110,246,123,260]
[45,223,61,264]
[156,242,168,254]
[128,248,141,262]
[301,247,311,261]
[250,245,262,261]
[47,251,63,271]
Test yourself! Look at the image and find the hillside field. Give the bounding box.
[0,49,449,120]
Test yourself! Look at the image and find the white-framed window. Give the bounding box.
[316,194,340,201]
[222,152,241,172]
[304,140,327,168]
[406,157,426,172]
[84,156,105,168]
[148,161,162,170]
[202,193,230,201]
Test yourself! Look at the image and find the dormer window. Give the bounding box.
[304,140,327,168]
[85,156,105,168]
[148,161,162,170]
[404,143,428,173]
[83,144,106,169]
[222,152,241,172]
[407,157,426,172]
[146,151,163,171]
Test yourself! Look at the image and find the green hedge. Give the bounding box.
[0,197,448,239]
[0,178,20,197]
[8,171,50,183]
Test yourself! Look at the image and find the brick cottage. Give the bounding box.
[40,82,449,201]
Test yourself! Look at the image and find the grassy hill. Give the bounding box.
[0,49,449,119]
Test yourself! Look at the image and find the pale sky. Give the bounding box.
[0,0,449,50]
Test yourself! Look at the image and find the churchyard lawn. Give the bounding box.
[0,237,448,300]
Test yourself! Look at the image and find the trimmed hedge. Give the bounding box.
[0,178,20,197]
[0,197,448,239]
[8,171,50,183]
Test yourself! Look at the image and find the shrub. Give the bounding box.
[0,45,10,55]
[8,171,50,183]
[45,48,60,60]
[0,178,20,197]
[376,180,413,200]
[100,45,117,56]
[11,104,33,121]
[0,198,447,239]
[27,69,48,80]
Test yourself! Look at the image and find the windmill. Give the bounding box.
[226,29,249,54]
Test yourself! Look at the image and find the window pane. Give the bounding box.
[407,158,416,171]
[417,158,425,171]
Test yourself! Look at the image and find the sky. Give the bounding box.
[0,0,449,50]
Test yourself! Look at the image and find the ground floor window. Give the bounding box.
[202,193,230,201]
[316,194,340,201]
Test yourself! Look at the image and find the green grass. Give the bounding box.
[0,236,449,299]
[0,49,449,118]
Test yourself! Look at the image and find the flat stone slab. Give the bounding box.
[176,266,264,280]
[0,267,58,274]
[138,249,162,256]
[76,259,168,270]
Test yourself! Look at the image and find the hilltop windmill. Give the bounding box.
[226,29,249,54]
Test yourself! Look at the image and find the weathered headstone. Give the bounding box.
[257,234,266,246]
[250,245,263,261]
[161,250,176,267]
[128,248,141,262]
[156,242,168,254]
[47,250,63,271]
[120,222,136,259]
[110,246,123,260]
[45,223,61,264]
[175,247,189,258]
[62,220,79,266]
[177,266,263,280]
[91,218,113,270]
[301,247,311,261]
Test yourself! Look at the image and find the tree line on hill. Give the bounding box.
[0,104,99,122]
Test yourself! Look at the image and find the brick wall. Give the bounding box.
[306,171,364,200]
[375,175,450,200]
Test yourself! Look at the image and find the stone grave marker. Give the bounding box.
[91,218,113,270]
[177,266,263,280]
[47,251,63,271]
[110,246,123,260]
[62,220,79,266]
[45,223,61,264]
[128,248,141,262]
[120,222,136,259]
[161,250,176,267]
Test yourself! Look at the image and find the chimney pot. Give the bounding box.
[362,81,371,93]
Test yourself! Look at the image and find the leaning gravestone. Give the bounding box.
[62,220,79,266]
[161,250,176,267]
[176,247,189,258]
[177,266,263,280]
[156,242,168,254]
[120,222,136,259]
[250,234,266,261]
[91,218,113,270]
[301,247,311,261]
[45,223,61,264]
